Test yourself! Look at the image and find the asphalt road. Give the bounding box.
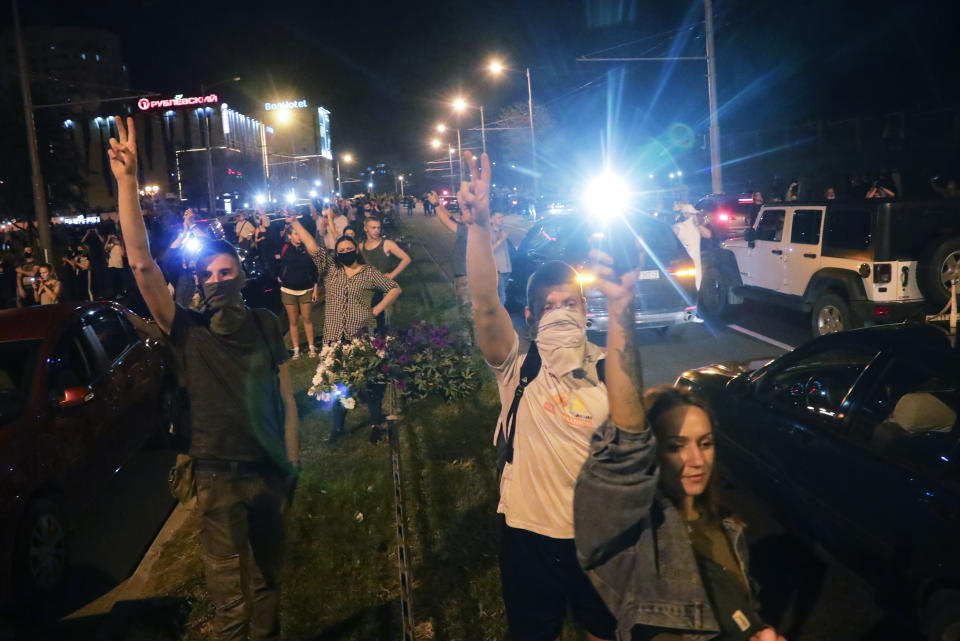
[418,211,915,641]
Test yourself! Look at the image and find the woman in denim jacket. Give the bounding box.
[572,250,786,641]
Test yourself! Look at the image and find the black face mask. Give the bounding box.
[336,250,358,266]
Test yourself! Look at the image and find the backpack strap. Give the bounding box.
[496,341,541,473]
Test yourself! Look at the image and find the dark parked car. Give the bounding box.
[677,323,960,640]
[0,302,176,604]
[504,213,699,332]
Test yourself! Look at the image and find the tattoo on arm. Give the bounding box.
[614,305,643,389]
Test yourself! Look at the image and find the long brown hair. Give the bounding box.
[644,385,724,520]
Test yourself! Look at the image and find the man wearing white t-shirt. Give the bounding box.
[457,151,616,641]
[672,203,711,290]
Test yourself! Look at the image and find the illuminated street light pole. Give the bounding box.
[452,97,486,155]
[448,147,455,195]
[487,61,537,196]
[398,174,405,198]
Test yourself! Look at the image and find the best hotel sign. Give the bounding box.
[137,93,220,111]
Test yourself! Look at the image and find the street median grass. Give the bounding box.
[136,214,580,640]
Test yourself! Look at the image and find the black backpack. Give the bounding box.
[495,341,605,477]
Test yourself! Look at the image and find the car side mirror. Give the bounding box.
[55,386,94,410]
[744,227,756,248]
[725,373,751,397]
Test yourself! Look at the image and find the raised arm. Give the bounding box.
[107,116,175,333]
[588,250,646,432]
[287,215,332,278]
[383,239,411,280]
[429,191,460,233]
[457,152,515,367]
[574,248,657,572]
[287,215,319,255]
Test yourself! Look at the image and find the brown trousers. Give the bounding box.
[195,469,287,641]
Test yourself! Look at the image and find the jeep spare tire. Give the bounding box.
[811,292,854,337]
[918,236,960,309]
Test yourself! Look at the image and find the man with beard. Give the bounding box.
[107,116,298,641]
[457,151,617,641]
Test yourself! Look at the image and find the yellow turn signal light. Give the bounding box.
[670,268,697,278]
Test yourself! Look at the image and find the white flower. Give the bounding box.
[377,349,386,359]
[340,396,356,410]
[318,392,331,403]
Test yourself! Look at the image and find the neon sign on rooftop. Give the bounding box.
[138,93,219,111]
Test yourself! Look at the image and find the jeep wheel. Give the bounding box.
[919,237,960,308]
[699,268,734,321]
[15,499,67,596]
[811,293,853,337]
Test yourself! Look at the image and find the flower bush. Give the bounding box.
[308,322,479,408]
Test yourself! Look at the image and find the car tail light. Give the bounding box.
[715,211,731,223]
[874,306,890,317]
[873,263,892,284]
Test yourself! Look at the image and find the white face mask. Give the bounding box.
[536,308,587,376]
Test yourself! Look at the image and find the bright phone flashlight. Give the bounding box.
[583,173,630,219]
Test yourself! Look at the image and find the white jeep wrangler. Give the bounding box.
[698,200,960,337]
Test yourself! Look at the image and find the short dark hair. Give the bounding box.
[37,262,53,272]
[196,239,242,280]
[525,260,582,319]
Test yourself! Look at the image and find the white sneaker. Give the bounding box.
[308,347,318,358]
[291,349,300,360]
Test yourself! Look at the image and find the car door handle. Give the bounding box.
[771,249,782,255]
[803,253,817,259]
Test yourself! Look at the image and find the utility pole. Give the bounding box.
[526,67,537,198]
[456,127,463,184]
[576,0,723,194]
[12,0,53,262]
[200,82,216,217]
[704,0,722,194]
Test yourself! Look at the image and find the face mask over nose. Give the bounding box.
[336,249,358,266]
[201,272,248,335]
[535,308,587,376]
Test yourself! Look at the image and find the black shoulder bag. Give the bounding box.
[494,342,605,479]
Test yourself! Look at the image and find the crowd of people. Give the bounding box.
[20,113,960,641]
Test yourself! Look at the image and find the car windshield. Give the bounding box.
[560,214,688,267]
[0,340,43,427]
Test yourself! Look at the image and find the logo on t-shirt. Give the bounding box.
[543,391,594,429]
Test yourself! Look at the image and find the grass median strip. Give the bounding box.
[124,215,588,641]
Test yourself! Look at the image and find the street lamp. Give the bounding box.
[488,60,537,196]
[336,153,353,194]
[436,123,446,133]
[431,138,441,149]
[398,174,405,198]
[451,96,486,154]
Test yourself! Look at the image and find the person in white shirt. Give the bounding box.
[315,203,349,250]
[105,233,126,297]
[457,151,616,641]
[671,203,711,290]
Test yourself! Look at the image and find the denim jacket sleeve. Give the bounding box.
[574,419,660,571]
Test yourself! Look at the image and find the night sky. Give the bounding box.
[18,0,960,177]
